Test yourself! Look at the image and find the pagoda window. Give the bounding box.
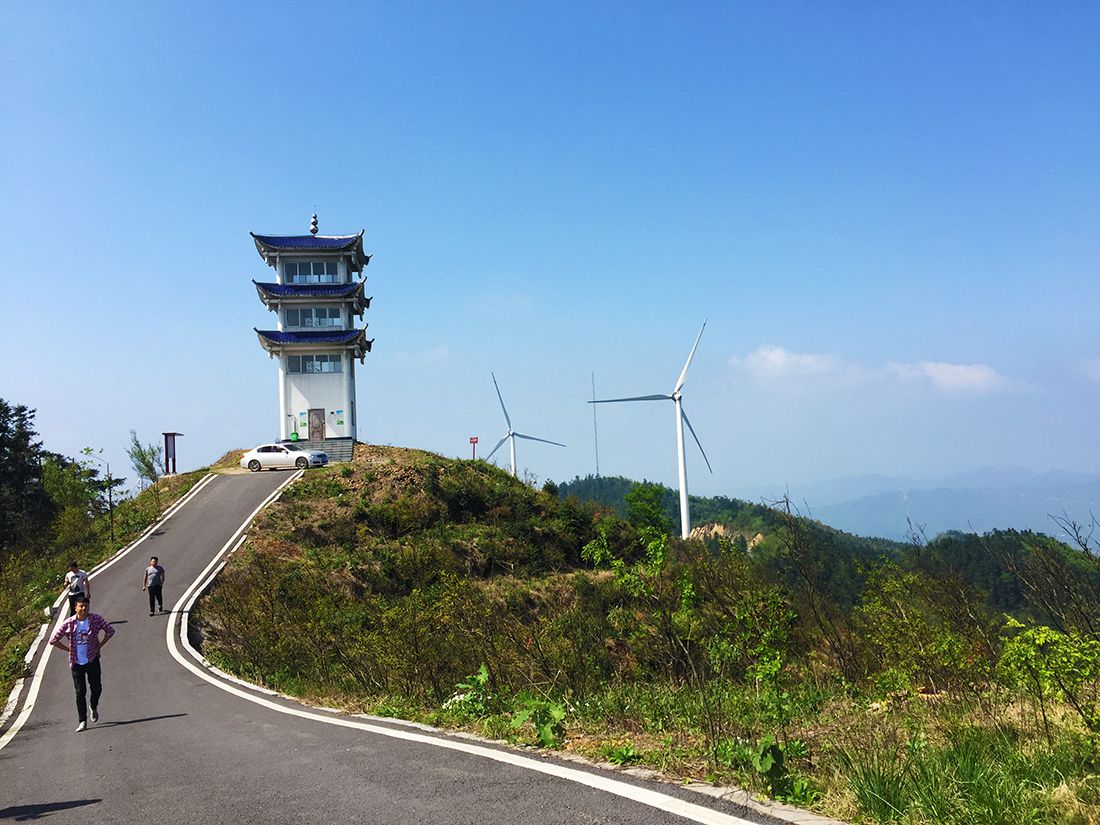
[285,260,340,284]
[287,354,343,374]
[286,307,342,328]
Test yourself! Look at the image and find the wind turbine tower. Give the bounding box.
[486,373,566,477]
[591,372,600,477]
[590,321,712,539]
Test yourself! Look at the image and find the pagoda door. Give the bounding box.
[308,408,325,441]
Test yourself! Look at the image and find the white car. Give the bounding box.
[241,443,328,472]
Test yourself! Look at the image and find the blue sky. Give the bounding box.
[2,2,1098,498]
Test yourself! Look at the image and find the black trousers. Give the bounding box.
[71,658,102,723]
[147,584,163,612]
[67,592,87,614]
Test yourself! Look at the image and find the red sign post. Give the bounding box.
[469,436,478,460]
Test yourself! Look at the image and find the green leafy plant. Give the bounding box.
[510,694,567,747]
[713,737,756,769]
[781,776,820,806]
[750,734,819,804]
[601,740,642,765]
[999,618,1100,736]
[445,663,495,719]
[752,734,788,795]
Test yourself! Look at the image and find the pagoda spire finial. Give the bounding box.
[310,212,318,236]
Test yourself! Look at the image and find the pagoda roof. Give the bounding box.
[252,280,371,314]
[253,280,363,298]
[251,231,370,271]
[254,328,373,361]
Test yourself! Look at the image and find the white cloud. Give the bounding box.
[729,345,844,378]
[888,360,1005,392]
[730,345,1006,393]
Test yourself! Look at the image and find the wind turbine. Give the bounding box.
[590,320,712,539]
[486,372,566,477]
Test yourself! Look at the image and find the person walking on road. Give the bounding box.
[142,556,166,616]
[63,561,91,615]
[49,595,115,732]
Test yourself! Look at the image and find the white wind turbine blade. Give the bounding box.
[680,407,713,474]
[673,319,707,394]
[514,433,567,448]
[485,435,509,460]
[491,371,512,430]
[589,394,672,404]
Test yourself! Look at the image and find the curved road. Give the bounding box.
[0,471,804,825]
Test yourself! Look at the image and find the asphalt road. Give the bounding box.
[0,471,800,825]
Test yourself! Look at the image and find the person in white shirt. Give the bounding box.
[63,561,91,615]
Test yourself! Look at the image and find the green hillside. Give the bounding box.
[194,446,1100,824]
[557,473,905,552]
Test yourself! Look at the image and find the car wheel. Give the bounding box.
[296,457,309,469]
[247,460,261,472]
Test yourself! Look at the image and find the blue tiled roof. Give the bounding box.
[251,234,361,250]
[255,329,365,345]
[251,230,370,271]
[253,280,363,298]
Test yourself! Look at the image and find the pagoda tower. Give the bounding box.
[251,214,373,445]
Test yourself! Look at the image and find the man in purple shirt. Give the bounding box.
[49,595,115,732]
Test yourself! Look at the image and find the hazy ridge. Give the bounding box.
[746,467,1100,541]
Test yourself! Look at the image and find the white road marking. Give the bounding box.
[166,475,761,825]
[0,624,47,727]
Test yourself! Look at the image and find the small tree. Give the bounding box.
[41,453,102,554]
[81,447,125,545]
[625,482,674,535]
[770,495,861,681]
[0,398,54,555]
[127,430,165,512]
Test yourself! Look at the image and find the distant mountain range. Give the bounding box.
[744,467,1100,541]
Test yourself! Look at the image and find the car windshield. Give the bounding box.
[284,443,309,451]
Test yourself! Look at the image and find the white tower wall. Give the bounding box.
[286,371,353,440]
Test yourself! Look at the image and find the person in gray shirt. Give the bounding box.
[142,556,166,616]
